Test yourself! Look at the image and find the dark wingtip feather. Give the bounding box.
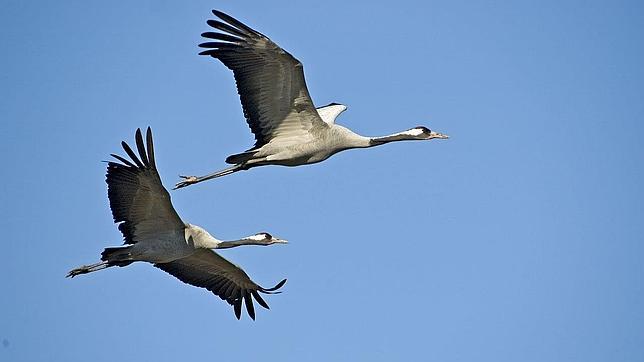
[110,153,136,167]
[201,31,242,43]
[121,141,144,168]
[211,10,258,37]
[244,292,256,320]
[261,278,287,293]
[234,299,242,320]
[146,127,156,169]
[199,42,238,49]
[206,19,248,39]
[198,49,219,56]
[135,128,149,167]
[252,290,270,310]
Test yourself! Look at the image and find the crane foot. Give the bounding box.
[174,175,198,189]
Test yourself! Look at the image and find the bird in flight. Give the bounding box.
[175,10,448,189]
[68,128,287,320]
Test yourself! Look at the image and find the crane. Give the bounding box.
[68,128,287,320]
[175,10,448,189]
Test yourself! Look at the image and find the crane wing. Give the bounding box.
[199,10,327,147]
[107,128,184,245]
[155,249,286,320]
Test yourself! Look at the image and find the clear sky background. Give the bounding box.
[1,1,643,361]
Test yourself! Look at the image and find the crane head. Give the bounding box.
[409,126,449,140]
[247,232,288,246]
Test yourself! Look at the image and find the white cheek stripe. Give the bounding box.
[405,128,424,137]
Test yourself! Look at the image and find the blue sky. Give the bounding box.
[1,1,643,361]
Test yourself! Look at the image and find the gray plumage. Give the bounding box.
[68,128,287,320]
[175,10,448,189]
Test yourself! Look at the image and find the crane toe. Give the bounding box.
[66,267,86,278]
[174,175,198,189]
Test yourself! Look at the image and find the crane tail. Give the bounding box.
[100,246,134,266]
[225,150,259,165]
[174,164,245,189]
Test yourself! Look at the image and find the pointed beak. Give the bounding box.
[273,238,288,244]
[430,131,449,139]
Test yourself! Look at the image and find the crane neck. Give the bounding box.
[369,131,421,146]
[334,126,424,148]
[332,125,372,149]
[185,225,279,250]
[216,239,270,249]
[184,224,222,249]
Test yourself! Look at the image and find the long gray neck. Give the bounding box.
[331,125,421,150]
[332,125,372,149]
[216,239,267,249]
[184,224,222,249]
[368,131,420,146]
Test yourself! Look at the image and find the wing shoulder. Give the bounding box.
[316,103,348,124]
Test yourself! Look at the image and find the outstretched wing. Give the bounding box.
[155,249,286,320]
[199,10,327,147]
[107,127,184,244]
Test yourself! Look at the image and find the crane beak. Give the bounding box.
[430,131,449,139]
[273,238,288,244]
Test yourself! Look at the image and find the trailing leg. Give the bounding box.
[67,245,134,278]
[174,164,246,189]
[66,261,110,278]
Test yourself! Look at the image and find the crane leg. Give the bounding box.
[66,261,109,278]
[174,164,245,189]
